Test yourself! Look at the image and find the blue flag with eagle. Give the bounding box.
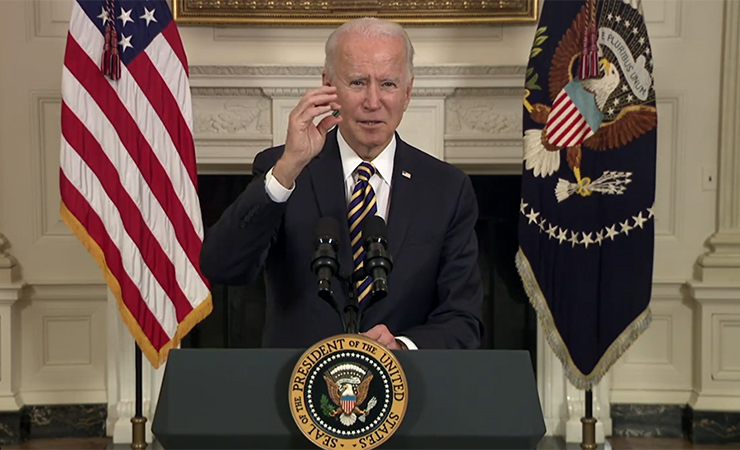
[517,0,657,388]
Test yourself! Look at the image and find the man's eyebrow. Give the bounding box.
[349,74,400,81]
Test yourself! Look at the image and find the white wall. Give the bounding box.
[0,0,737,440]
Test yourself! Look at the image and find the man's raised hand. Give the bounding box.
[272,86,342,188]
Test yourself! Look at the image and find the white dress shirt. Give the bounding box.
[263,129,417,350]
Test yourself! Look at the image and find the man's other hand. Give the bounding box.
[361,324,405,350]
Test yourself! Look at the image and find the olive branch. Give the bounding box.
[525,27,549,91]
[320,395,336,417]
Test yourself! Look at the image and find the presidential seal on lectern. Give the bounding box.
[289,334,408,450]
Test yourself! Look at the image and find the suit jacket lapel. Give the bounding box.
[306,129,354,274]
[387,136,419,259]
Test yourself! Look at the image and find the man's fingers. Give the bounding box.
[361,324,398,348]
[292,96,340,131]
[361,326,383,340]
[379,335,396,347]
[302,104,332,120]
[295,90,337,116]
[387,339,402,350]
[303,93,338,108]
[317,114,341,136]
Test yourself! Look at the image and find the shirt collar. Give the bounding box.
[337,129,395,187]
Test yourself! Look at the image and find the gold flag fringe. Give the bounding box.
[515,247,652,389]
[61,202,213,369]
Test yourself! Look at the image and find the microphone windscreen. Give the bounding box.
[315,216,340,242]
[363,215,387,240]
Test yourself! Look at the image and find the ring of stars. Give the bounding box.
[520,199,655,248]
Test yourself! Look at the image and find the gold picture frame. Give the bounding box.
[173,0,538,26]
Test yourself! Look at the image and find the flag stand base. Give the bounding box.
[131,416,148,449]
[580,417,597,450]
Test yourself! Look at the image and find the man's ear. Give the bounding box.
[403,76,414,110]
[322,71,332,87]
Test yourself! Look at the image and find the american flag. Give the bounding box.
[60,0,212,368]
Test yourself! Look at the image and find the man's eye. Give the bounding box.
[350,80,364,86]
[383,82,396,88]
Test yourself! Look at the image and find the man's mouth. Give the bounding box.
[358,120,383,126]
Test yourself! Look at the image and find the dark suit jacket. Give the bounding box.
[200,129,484,349]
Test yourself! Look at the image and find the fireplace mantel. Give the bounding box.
[188,64,527,173]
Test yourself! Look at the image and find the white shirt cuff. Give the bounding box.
[264,166,294,203]
[395,336,418,350]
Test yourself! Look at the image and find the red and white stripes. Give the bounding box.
[60,1,211,367]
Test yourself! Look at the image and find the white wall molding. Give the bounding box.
[29,91,67,242]
[687,0,740,413]
[27,0,72,41]
[25,282,108,301]
[610,281,693,405]
[0,233,24,411]
[642,0,682,39]
[687,283,740,411]
[653,95,682,242]
[19,282,107,406]
[610,390,692,405]
[694,0,740,283]
[190,64,526,79]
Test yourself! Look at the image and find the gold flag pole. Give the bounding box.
[581,388,597,450]
[131,344,147,450]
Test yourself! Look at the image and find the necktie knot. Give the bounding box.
[356,162,376,182]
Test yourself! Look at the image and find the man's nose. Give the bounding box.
[364,83,381,110]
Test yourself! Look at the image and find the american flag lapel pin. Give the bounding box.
[401,170,412,179]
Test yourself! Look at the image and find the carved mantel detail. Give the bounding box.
[188,64,527,170]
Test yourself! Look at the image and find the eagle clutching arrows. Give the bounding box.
[324,371,375,426]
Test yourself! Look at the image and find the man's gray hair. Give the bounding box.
[324,17,415,83]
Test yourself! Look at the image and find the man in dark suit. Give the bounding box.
[200,17,483,350]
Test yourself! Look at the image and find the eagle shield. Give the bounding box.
[340,387,356,415]
[323,363,375,427]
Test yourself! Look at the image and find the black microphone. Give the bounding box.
[362,215,393,301]
[311,217,340,305]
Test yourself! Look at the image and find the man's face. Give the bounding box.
[323,34,413,159]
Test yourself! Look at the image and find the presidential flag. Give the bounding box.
[60,0,211,368]
[517,0,657,388]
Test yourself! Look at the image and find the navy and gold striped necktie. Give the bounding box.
[348,162,378,304]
